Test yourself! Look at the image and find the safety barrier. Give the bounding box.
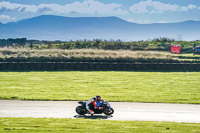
[0,62,200,71]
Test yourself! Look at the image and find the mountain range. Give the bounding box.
[0,15,200,41]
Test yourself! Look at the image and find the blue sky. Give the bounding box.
[0,0,200,24]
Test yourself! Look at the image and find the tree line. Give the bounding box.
[0,38,27,47]
[0,38,199,51]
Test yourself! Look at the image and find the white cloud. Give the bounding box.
[180,4,197,11]
[0,0,128,15]
[181,6,188,11]
[64,0,128,15]
[126,18,168,24]
[0,1,37,12]
[129,0,198,14]
[129,0,179,14]
[188,4,197,9]
[0,15,15,23]
[0,15,10,20]
[126,18,149,24]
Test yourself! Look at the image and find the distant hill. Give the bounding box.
[0,15,200,41]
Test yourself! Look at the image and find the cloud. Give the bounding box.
[0,15,10,20]
[181,6,188,11]
[129,0,198,14]
[0,1,37,12]
[126,18,168,24]
[0,0,128,15]
[63,0,128,15]
[129,0,179,13]
[126,18,150,24]
[0,15,16,23]
[180,4,197,11]
[188,4,197,9]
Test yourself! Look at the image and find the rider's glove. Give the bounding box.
[99,107,103,110]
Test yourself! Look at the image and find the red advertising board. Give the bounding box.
[171,44,181,54]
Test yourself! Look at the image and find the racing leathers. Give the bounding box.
[86,97,102,114]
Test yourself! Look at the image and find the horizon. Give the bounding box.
[1,14,200,25]
[1,14,200,41]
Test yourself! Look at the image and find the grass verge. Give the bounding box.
[0,117,200,133]
[0,71,200,104]
[1,48,200,62]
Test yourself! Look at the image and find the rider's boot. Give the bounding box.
[90,110,94,116]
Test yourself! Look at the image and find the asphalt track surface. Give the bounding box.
[0,100,200,123]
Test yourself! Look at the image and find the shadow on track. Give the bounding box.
[74,115,113,120]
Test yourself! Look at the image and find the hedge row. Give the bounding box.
[0,62,200,71]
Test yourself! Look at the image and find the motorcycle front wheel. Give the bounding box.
[104,108,114,115]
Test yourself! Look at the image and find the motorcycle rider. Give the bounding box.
[86,95,103,115]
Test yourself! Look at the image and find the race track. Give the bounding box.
[0,100,200,123]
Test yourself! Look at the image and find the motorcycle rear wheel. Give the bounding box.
[76,106,86,115]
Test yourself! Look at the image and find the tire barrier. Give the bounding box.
[0,62,200,71]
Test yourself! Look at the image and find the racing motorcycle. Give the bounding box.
[76,100,114,115]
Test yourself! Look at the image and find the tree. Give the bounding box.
[30,42,33,49]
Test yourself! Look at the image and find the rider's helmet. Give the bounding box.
[96,95,101,101]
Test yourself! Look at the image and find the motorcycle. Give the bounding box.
[76,100,114,115]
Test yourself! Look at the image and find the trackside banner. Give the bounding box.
[171,44,181,54]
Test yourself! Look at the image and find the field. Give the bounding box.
[0,71,200,104]
[0,48,174,62]
[0,117,200,133]
[1,48,200,62]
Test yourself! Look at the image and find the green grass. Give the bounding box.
[0,71,200,104]
[173,53,200,61]
[0,117,200,133]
